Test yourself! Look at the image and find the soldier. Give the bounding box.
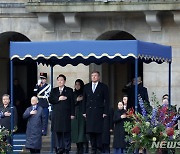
[34,72,51,135]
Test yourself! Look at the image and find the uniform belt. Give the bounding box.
[38,96,46,99]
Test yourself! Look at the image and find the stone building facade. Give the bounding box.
[0,0,180,108]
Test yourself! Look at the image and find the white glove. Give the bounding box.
[37,79,41,86]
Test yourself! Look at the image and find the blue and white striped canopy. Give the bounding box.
[10,40,172,66]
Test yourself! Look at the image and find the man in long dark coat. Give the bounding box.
[0,94,18,144]
[127,77,149,113]
[23,96,46,153]
[49,74,75,154]
[83,71,109,154]
[0,94,18,131]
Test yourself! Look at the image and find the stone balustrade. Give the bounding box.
[28,0,180,2]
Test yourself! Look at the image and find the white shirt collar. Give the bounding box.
[59,86,64,91]
[92,81,98,85]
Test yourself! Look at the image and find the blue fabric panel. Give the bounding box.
[10,40,171,66]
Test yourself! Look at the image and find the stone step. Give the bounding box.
[20,132,115,153]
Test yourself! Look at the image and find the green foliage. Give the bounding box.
[124,93,179,153]
[0,126,12,153]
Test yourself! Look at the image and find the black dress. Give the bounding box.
[113,109,126,149]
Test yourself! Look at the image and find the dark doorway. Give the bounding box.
[96,30,143,108]
[0,32,37,133]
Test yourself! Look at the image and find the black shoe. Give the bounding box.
[65,150,70,154]
[91,150,96,154]
[57,148,64,154]
[55,147,58,153]
[96,149,102,154]
[84,142,89,153]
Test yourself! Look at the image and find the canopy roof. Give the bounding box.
[10,40,172,66]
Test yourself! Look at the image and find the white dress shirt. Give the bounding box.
[92,82,98,93]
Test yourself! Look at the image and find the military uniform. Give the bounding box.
[34,72,51,135]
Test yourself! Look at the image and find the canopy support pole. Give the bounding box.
[50,65,54,153]
[168,62,171,107]
[10,60,14,146]
[135,58,138,112]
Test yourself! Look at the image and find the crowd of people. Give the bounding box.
[0,71,178,154]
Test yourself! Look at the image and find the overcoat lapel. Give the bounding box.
[89,82,94,94]
[61,86,67,96]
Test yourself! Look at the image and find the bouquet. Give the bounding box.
[124,93,179,154]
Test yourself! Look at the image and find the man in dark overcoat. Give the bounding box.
[23,96,46,153]
[49,74,75,154]
[127,77,149,113]
[83,71,109,154]
[0,94,18,131]
[0,94,18,144]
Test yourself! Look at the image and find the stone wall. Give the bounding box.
[0,4,179,108]
[0,0,26,2]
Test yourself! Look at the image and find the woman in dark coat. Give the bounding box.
[71,79,87,154]
[23,96,46,153]
[113,101,127,154]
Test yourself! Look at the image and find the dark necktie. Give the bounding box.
[60,89,62,95]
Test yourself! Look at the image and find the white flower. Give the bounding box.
[163,132,167,137]
[152,137,156,141]
[173,135,176,139]
[152,127,157,133]
[133,133,136,137]
[146,122,150,127]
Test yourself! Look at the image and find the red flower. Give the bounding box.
[127,108,134,116]
[132,126,140,134]
[126,108,135,118]
[166,127,174,136]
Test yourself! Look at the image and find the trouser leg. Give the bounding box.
[96,133,102,152]
[78,142,84,154]
[63,132,71,153]
[56,132,64,153]
[89,133,97,154]
[43,107,49,135]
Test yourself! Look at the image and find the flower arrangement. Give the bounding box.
[0,126,12,153]
[124,93,179,154]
